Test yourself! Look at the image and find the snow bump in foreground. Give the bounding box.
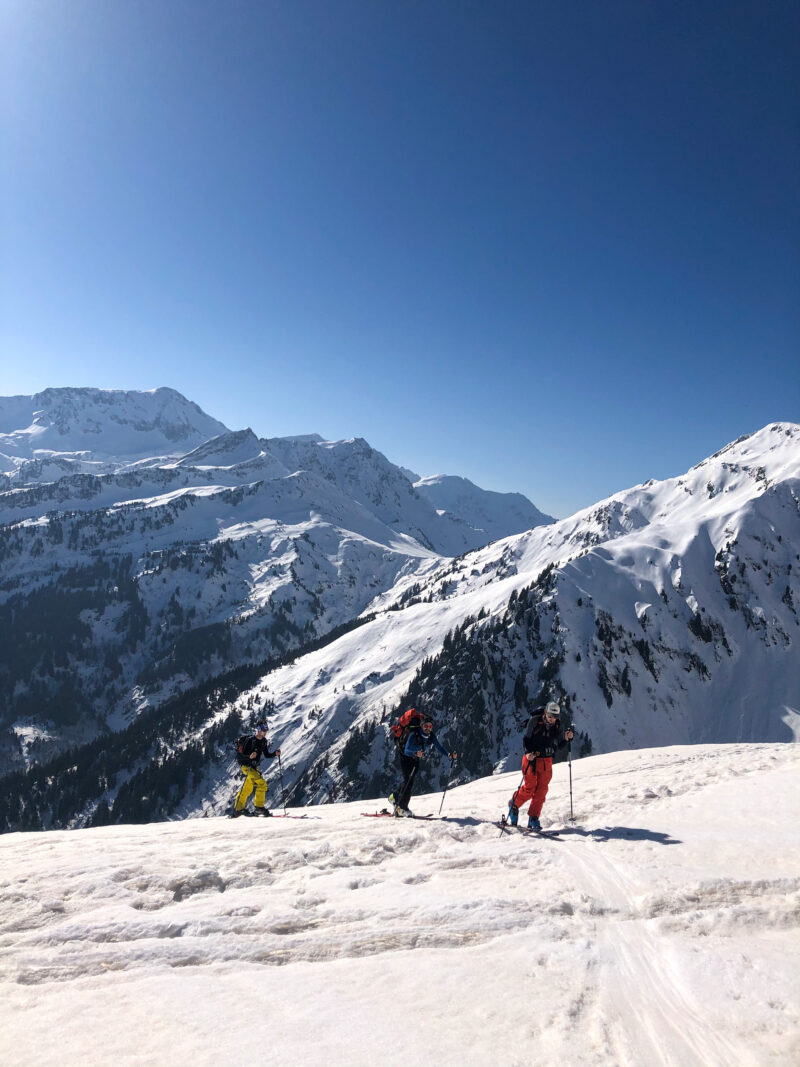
[1,743,798,1067]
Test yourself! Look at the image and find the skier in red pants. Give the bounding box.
[508,701,573,830]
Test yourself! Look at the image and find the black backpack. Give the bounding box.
[524,710,561,756]
[523,712,541,748]
[234,735,252,762]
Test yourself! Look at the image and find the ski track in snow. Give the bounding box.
[1,743,799,1067]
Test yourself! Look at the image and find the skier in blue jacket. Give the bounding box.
[390,712,456,817]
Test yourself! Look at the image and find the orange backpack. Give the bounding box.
[390,708,422,749]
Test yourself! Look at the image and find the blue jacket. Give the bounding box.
[403,726,449,760]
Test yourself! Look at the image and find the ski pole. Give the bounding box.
[511,765,527,808]
[406,761,418,803]
[500,765,528,835]
[499,758,529,836]
[394,761,417,814]
[567,724,575,823]
[277,751,287,815]
[438,756,457,815]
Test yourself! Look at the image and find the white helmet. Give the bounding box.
[545,701,560,717]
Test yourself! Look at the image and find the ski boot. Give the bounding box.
[252,808,272,817]
[527,815,541,831]
[507,801,519,827]
[393,805,413,818]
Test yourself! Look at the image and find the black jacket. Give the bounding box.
[239,735,278,769]
[523,709,569,759]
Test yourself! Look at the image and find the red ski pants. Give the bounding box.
[511,756,553,817]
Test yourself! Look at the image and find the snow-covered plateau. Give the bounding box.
[1,743,798,1067]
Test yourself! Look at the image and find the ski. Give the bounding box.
[498,815,561,838]
[228,811,314,820]
[361,809,435,819]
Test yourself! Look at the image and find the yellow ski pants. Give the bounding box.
[235,766,268,811]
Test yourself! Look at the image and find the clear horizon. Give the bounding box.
[2,1,798,517]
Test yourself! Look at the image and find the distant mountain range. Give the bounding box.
[0,387,797,832]
[0,387,553,779]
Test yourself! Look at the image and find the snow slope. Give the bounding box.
[1,743,797,1067]
[414,472,555,539]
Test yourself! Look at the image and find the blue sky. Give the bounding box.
[2,1,798,517]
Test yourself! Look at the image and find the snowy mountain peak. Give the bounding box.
[696,421,799,478]
[0,387,230,476]
[551,421,800,547]
[414,473,555,539]
[271,433,326,446]
[173,428,266,470]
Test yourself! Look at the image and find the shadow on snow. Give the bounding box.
[558,825,682,845]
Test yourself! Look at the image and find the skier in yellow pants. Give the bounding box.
[237,766,269,809]
[232,723,281,817]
